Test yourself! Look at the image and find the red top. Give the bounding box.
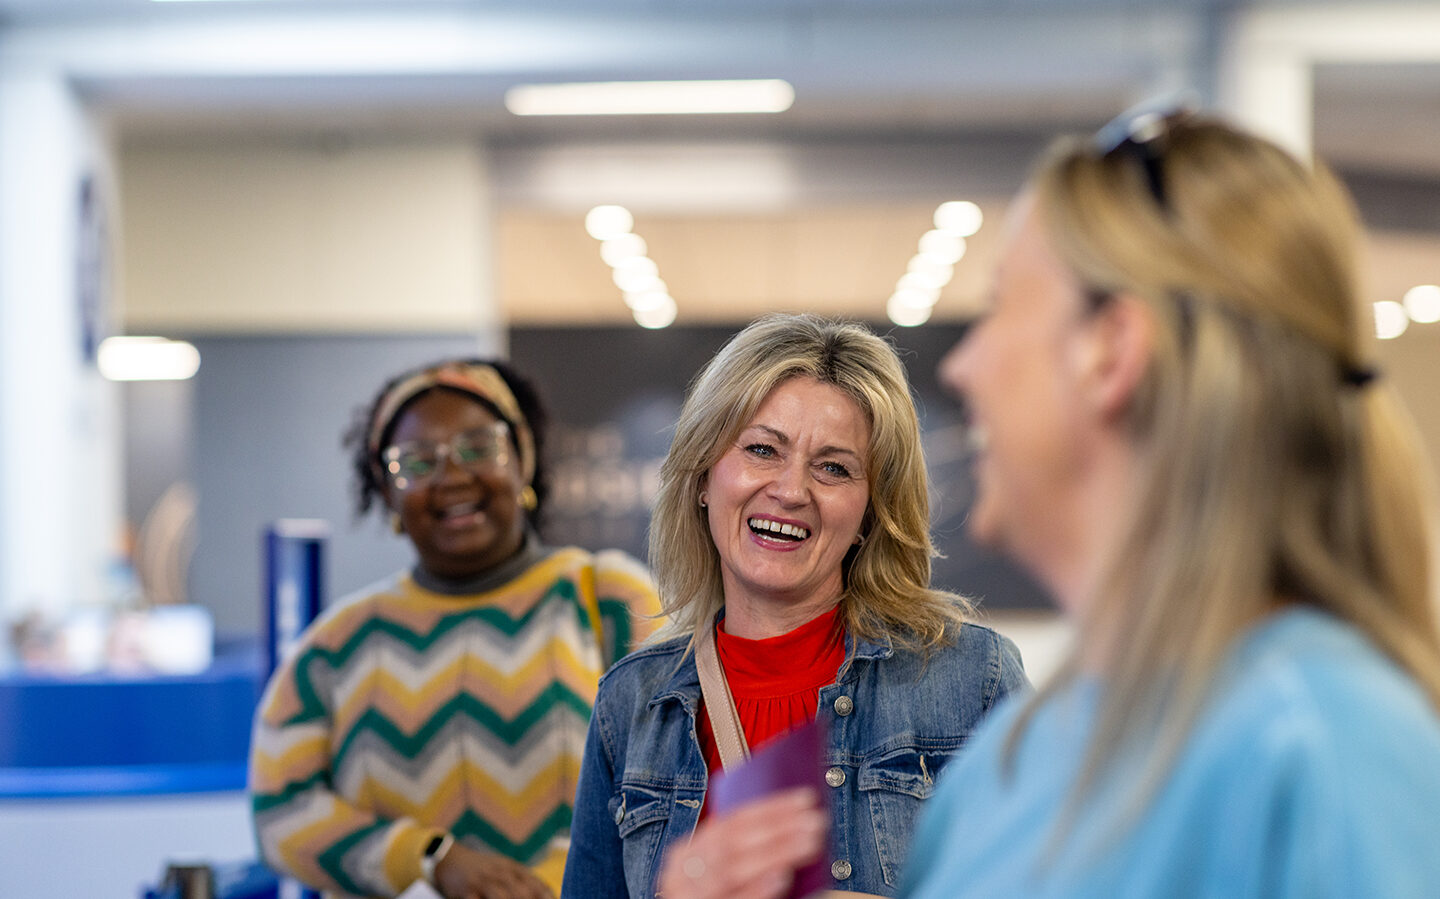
[697,604,846,777]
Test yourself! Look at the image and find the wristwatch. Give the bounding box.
[420,833,455,886]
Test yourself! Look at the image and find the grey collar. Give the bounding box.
[411,530,549,596]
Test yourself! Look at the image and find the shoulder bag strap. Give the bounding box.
[694,622,751,770]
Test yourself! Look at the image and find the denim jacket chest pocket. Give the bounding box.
[611,774,709,897]
[856,740,962,886]
[610,781,672,896]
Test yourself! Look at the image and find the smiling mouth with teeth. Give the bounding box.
[437,501,482,521]
[748,517,809,541]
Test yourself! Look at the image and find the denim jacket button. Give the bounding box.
[831,860,853,881]
[613,806,625,825]
[825,766,846,788]
[832,695,854,716]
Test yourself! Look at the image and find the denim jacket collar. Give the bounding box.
[647,642,701,713]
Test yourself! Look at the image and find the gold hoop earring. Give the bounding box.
[391,512,404,535]
[520,485,538,511]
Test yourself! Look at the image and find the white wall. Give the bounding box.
[0,67,122,623]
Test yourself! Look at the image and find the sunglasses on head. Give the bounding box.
[1092,93,1200,213]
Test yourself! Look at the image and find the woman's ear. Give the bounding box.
[379,479,403,518]
[1077,291,1156,423]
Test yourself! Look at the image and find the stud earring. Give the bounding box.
[520,485,538,511]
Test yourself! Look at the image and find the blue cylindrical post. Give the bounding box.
[262,519,329,899]
[263,519,329,681]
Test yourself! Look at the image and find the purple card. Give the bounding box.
[708,718,831,898]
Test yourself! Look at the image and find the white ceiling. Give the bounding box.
[1,0,1437,181]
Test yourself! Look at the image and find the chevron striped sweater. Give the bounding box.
[249,546,660,898]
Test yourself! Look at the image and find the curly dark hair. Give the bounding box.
[343,357,550,527]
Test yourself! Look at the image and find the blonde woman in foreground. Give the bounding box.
[660,107,1440,898]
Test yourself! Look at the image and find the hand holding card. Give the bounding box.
[707,718,832,899]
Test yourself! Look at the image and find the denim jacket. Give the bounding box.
[562,621,1029,897]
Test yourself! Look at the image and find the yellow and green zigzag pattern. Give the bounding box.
[249,547,659,898]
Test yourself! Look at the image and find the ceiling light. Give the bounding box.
[934,201,983,237]
[917,230,967,265]
[97,337,201,381]
[506,80,794,116]
[906,256,954,289]
[1374,300,1409,340]
[600,234,648,267]
[612,255,659,279]
[586,208,679,327]
[890,287,939,311]
[624,289,672,312]
[634,296,678,329]
[895,274,942,297]
[585,205,633,240]
[888,295,933,327]
[612,263,663,294]
[883,199,982,324]
[1403,284,1440,324]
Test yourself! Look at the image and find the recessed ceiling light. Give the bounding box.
[634,296,678,329]
[585,205,634,240]
[888,295,933,327]
[600,234,648,267]
[934,200,983,237]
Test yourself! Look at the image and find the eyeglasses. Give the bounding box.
[381,422,511,492]
[1092,94,1198,213]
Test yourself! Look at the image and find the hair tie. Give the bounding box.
[1342,365,1379,389]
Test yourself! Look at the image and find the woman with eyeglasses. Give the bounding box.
[249,359,662,899]
[656,110,1440,898]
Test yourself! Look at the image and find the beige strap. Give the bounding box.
[695,622,751,770]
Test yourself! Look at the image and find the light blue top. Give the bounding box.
[902,607,1440,899]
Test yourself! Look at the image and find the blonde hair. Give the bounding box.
[649,313,969,649]
[1015,116,1440,830]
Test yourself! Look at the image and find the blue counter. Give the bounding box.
[0,647,262,798]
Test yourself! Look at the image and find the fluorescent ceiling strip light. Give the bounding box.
[98,337,201,381]
[506,80,794,116]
